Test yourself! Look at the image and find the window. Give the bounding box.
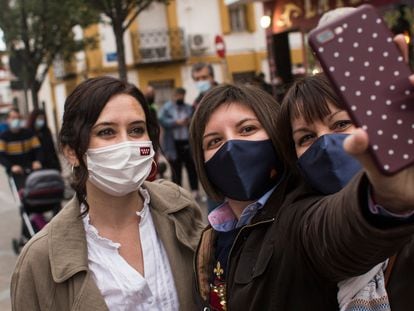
[229,5,247,32]
[149,80,174,108]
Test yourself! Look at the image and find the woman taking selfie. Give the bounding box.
[11,76,204,311]
[189,83,414,310]
[278,73,414,311]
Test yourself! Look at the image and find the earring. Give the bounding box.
[71,164,79,174]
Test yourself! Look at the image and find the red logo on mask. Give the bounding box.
[140,147,151,156]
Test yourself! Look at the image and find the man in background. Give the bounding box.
[158,87,201,200]
[191,62,218,110]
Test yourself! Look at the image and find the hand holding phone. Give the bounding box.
[308,4,414,175]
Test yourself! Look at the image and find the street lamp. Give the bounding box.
[260,15,271,29]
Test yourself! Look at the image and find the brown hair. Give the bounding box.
[189,83,284,201]
[277,73,344,166]
[191,62,214,80]
[59,76,160,212]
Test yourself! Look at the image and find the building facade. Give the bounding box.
[38,0,270,134]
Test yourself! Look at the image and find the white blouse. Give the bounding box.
[82,189,179,311]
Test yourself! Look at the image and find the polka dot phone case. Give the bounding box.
[308,4,414,175]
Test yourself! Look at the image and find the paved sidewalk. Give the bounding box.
[0,166,20,311]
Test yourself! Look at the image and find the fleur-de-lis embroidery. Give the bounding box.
[214,261,224,277]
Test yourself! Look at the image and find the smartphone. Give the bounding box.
[308,4,414,175]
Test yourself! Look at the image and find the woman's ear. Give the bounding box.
[63,146,79,167]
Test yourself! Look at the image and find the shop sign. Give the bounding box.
[270,0,396,33]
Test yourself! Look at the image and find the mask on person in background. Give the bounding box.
[196,80,211,93]
[9,119,21,131]
[86,141,154,196]
[297,133,362,194]
[176,99,184,106]
[35,118,45,130]
[205,139,284,201]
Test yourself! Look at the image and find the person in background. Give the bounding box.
[143,85,168,180]
[191,62,218,110]
[27,109,61,172]
[0,117,8,134]
[252,72,273,96]
[158,87,202,200]
[189,83,414,310]
[144,85,158,122]
[11,76,204,311]
[0,108,42,189]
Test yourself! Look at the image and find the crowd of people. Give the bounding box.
[6,6,414,311]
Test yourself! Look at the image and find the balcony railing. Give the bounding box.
[131,28,187,65]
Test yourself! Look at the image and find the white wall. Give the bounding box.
[137,2,168,30]
[37,75,59,135]
[53,83,67,132]
[224,3,267,54]
[99,15,135,67]
[176,0,222,56]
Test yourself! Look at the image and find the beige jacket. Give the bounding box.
[11,180,204,311]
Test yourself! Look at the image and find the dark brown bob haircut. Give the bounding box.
[189,83,284,202]
[59,76,160,211]
[277,73,344,166]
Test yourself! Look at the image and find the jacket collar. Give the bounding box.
[143,180,201,251]
[48,180,198,283]
[48,196,89,283]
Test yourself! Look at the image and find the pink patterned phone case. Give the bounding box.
[308,4,414,175]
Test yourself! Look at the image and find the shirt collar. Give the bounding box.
[81,187,151,249]
[208,185,277,232]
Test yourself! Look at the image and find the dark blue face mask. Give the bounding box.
[205,139,284,201]
[297,133,362,194]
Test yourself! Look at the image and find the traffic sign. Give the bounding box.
[215,35,226,59]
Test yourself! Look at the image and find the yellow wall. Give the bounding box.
[129,13,140,63]
[218,0,231,34]
[166,0,178,28]
[84,24,103,72]
[290,48,304,65]
[246,4,256,33]
[226,51,267,75]
[138,64,182,90]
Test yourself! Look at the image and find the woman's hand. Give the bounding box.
[343,128,414,214]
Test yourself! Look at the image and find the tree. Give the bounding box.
[0,0,98,109]
[85,0,170,82]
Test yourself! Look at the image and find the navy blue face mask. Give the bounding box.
[205,139,284,201]
[297,133,362,194]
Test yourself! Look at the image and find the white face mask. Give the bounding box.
[86,141,154,196]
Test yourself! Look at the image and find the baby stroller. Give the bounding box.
[11,169,65,254]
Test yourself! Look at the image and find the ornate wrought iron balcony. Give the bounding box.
[131,28,187,65]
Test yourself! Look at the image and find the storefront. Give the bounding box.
[258,0,413,86]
